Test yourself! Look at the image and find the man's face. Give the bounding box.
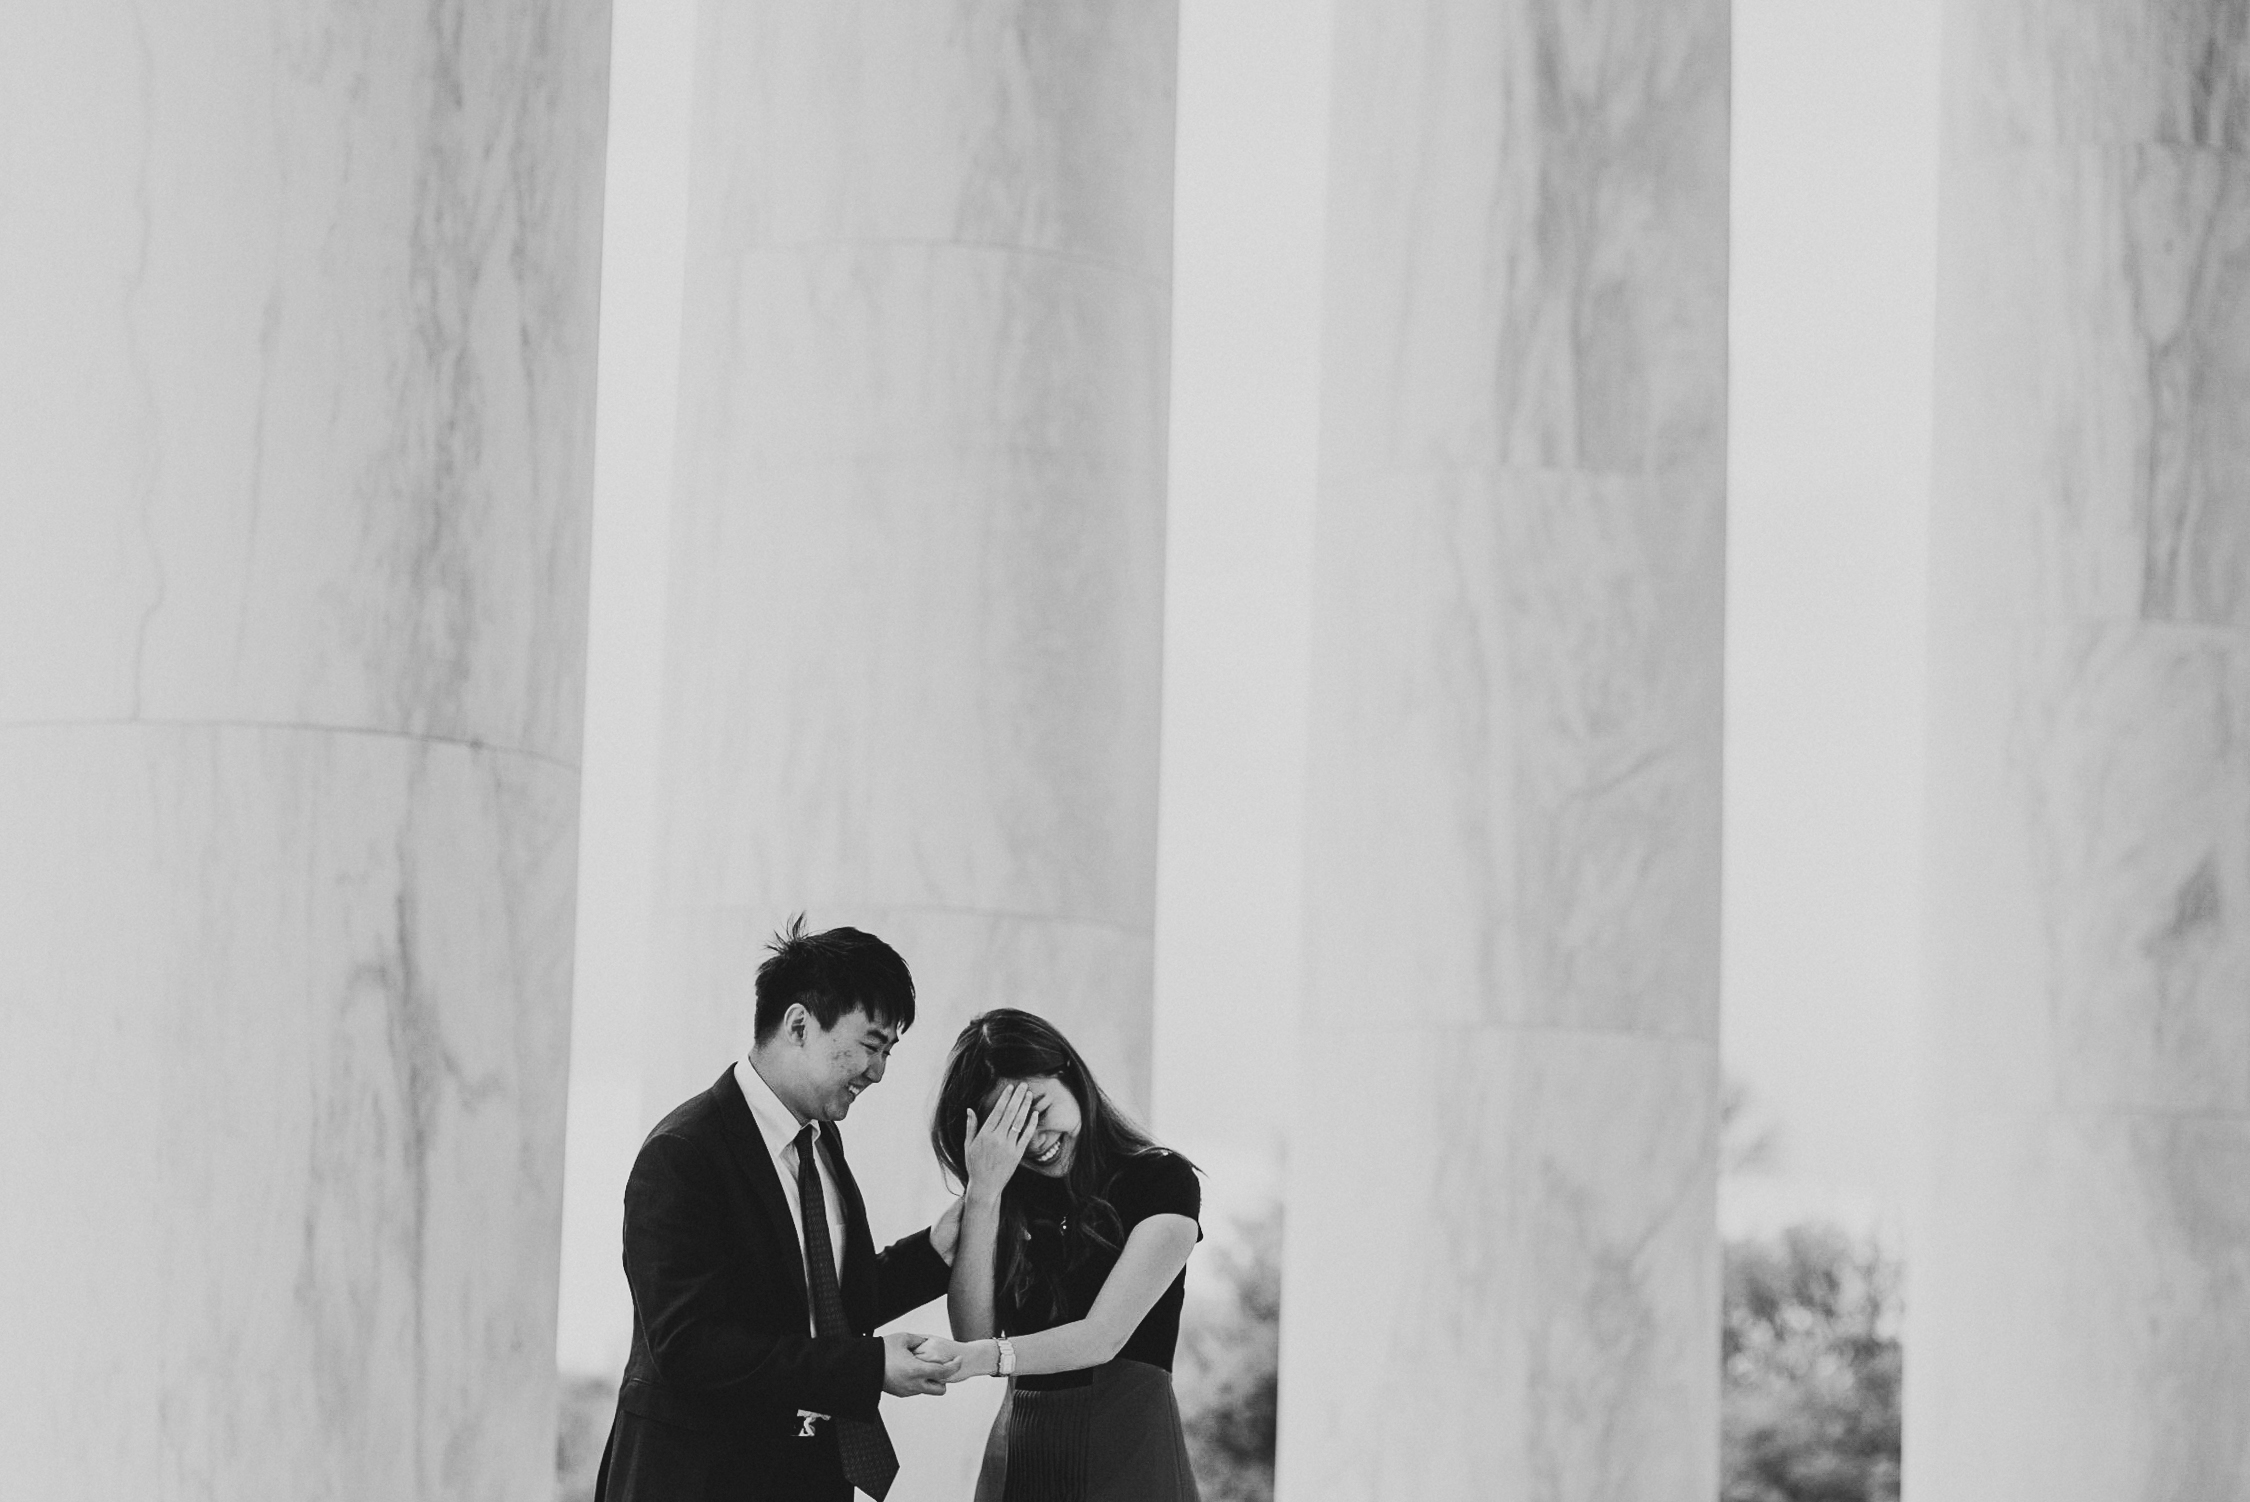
[788,1005,899,1122]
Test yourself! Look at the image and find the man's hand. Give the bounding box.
[910,1335,995,1383]
[930,1195,965,1266]
[880,1331,952,1397]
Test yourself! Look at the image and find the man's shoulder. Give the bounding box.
[622,1077,740,1203]
[640,1071,733,1150]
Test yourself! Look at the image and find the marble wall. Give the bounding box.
[648,4,1177,1495]
[0,4,610,1496]
[1910,2,2250,1494]
[1275,0,1729,1496]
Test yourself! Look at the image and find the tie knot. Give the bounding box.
[795,1123,817,1154]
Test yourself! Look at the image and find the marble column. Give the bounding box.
[1911,4,2250,1496]
[0,5,609,1498]
[649,5,1176,1496]
[1275,2,1728,1498]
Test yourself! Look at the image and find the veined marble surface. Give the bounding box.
[1911,1105,2250,1499]
[1285,1029,1718,1498]
[1913,2,2250,1495]
[1945,0,2250,149]
[1279,0,1727,1497]
[1301,466,1723,1039]
[1932,148,2250,633]
[690,0,1174,265]
[651,7,1176,1498]
[0,729,580,1498]
[0,1,607,763]
[1319,0,1728,483]
[0,4,608,1496]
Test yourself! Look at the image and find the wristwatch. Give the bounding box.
[994,1336,1017,1378]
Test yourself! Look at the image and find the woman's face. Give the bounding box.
[985,1074,1084,1178]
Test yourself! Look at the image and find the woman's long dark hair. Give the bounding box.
[931,1009,1186,1327]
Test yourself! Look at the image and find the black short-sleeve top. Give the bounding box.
[998,1149,1202,1374]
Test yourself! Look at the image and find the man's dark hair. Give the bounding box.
[752,915,915,1042]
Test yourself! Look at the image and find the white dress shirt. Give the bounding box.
[734,1056,849,1336]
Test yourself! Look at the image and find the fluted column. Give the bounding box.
[649,6,1176,1495]
[1911,5,2250,1495]
[1275,2,1729,1497]
[0,5,610,1497]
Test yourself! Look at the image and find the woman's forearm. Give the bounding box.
[995,1317,1124,1376]
[962,1215,1198,1380]
[947,1194,1003,1339]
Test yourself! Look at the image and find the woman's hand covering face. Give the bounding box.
[963,1081,1041,1197]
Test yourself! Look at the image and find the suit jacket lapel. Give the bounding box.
[707,1067,811,1318]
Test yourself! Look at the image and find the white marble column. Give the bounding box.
[649,5,1176,1496]
[1275,2,1728,1497]
[1911,4,2250,1496]
[0,5,609,1498]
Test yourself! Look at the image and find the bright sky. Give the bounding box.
[1146,0,1330,1233]
[556,0,1942,1372]
[1719,0,1937,1235]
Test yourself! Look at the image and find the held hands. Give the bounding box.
[963,1082,1041,1200]
[908,1335,999,1383]
[880,1331,955,1397]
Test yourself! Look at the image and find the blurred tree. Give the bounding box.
[1721,1222,1902,1502]
[1175,1203,1282,1502]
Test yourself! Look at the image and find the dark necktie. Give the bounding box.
[795,1124,899,1500]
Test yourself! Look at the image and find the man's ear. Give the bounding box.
[784,1003,810,1044]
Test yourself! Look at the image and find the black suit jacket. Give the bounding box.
[594,1067,953,1502]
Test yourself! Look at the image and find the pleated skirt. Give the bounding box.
[972,1359,1201,1502]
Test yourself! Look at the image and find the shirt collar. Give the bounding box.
[735,1055,816,1163]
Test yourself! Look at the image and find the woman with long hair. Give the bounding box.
[921,1008,1203,1501]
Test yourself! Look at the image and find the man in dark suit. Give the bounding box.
[595,920,962,1501]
